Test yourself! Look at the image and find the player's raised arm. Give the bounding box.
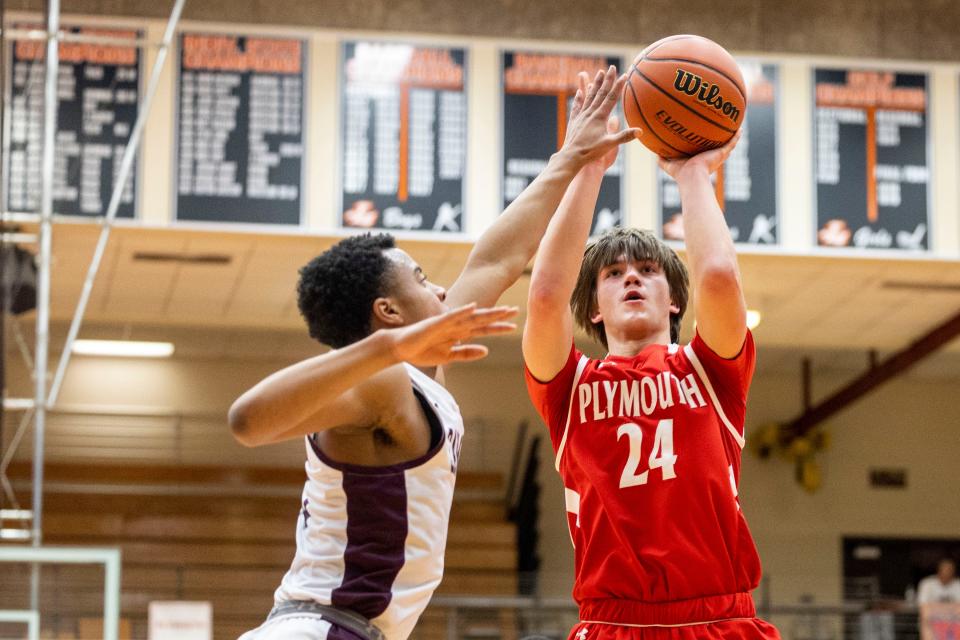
[444,66,638,310]
[229,304,517,446]
[659,129,746,358]
[523,82,625,382]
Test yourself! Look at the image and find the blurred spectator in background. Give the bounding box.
[859,601,895,640]
[918,558,960,604]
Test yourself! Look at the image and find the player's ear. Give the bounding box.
[372,296,404,327]
[589,293,603,324]
[669,299,680,315]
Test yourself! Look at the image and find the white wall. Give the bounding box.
[745,365,960,604]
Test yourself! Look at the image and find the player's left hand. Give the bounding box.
[601,114,622,170]
[658,127,742,181]
[582,114,622,176]
[560,66,640,168]
[577,72,623,174]
[387,304,518,367]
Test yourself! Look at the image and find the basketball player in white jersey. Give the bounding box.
[231,66,638,640]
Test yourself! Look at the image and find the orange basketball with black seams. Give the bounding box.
[623,35,746,158]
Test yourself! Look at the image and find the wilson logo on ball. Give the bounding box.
[673,69,741,124]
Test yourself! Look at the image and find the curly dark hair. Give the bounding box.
[297,233,396,348]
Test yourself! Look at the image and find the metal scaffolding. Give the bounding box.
[0,0,188,636]
[48,0,187,406]
[33,0,60,554]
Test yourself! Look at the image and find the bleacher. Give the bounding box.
[0,462,518,639]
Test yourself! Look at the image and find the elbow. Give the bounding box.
[527,280,569,316]
[228,400,262,448]
[697,261,742,295]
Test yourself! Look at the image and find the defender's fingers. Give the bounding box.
[467,322,518,337]
[467,306,519,321]
[447,345,489,362]
[428,303,475,326]
[569,88,585,122]
[423,303,482,334]
[442,303,478,320]
[583,70,604,109]
[445,306,518,334]
[568,73,588,120]
[599,72,628,114]
[590,66,617,111]
[606,114,620,134]
[574,72,588,117]
[464,313,518,332]
[609,127,642,146]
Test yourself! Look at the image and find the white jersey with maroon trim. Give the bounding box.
[274,363,464,640]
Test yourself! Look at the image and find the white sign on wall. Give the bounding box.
[148,601,213,640]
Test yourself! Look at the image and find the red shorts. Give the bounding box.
[568,593,781,640]
[567,618,780,640]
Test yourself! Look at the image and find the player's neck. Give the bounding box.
[604,328,672,358]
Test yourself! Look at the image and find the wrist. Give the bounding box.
[676,163,711,184]
[580,162,608,178]
[370,329,403,366]
[549,148,585,176]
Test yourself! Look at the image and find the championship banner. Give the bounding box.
[175,32,307,224]
[340,42,467,232]
[659,61,778,245]
[502,51,623,236]
[920,603,960,640]
[814,69,929,250]
[5,24,141,217]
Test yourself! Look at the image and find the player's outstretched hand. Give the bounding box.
[659,127,743,181]
[561,66,640,168]
[387,304,518,367]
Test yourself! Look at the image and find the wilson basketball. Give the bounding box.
[623,35,746,158]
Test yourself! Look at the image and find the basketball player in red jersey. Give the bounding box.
[523,72,780,639]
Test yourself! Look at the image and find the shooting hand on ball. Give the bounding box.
[659,127,743,181]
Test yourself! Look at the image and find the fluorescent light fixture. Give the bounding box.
[72,340,174,358]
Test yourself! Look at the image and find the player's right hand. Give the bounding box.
[386,304,518,367]
[659,127,743,182]
[560,66,640,168]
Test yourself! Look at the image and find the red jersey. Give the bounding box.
[526,331,762,617]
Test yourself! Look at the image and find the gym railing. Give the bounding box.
[0,566,933,640]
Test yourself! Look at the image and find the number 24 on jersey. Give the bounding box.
[617,418,677,488]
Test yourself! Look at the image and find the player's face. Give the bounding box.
[592,255,677,342]
[383,249,448,325]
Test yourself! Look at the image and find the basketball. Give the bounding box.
[623,35,746,158]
